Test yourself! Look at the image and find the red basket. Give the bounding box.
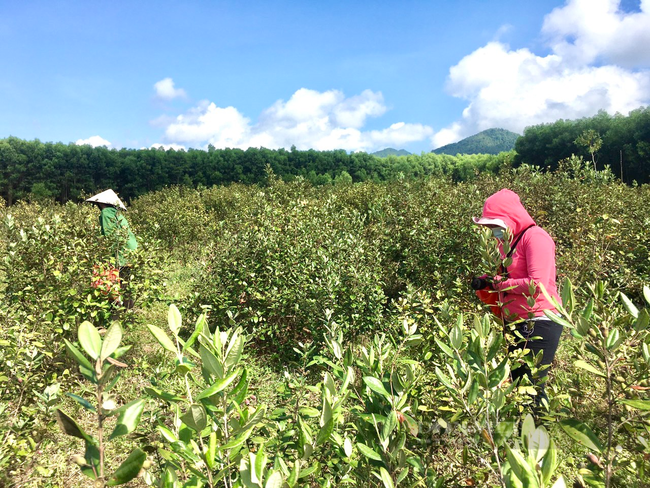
[91,265,121,301]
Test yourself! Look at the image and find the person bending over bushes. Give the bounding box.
[472,188,563,407]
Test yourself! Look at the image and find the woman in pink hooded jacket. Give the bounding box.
[473,189,562,405]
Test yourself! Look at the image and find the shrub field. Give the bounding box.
[1,161,650,487]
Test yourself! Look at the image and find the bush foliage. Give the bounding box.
[1,162,650,487]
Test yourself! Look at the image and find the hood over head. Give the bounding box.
[473,189,535,236]
[85,189,126,210]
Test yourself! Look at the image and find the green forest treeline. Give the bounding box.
[1,107,648,204]
[515,107,650,182]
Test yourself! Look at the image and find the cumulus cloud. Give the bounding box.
[154,78,187,100]
[76,135,111,147]
[542,0,650,68]
[156,88,433,152]
[432,0,650,148]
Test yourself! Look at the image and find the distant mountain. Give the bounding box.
[372,148,411,157]
[432,128,520,155]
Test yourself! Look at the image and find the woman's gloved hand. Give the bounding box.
[470,275,490,290]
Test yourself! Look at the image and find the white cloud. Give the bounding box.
[156,88,433,152]
[154,78,187,100]
[542,0,650,68]
[165,100,252,147]
[432,0,650,148]
[76,135,111,147]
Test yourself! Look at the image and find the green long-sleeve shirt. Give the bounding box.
[99,206,137,266]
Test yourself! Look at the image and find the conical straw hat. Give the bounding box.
[85,189,127,210]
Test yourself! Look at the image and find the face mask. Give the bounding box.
[491,227,505,240]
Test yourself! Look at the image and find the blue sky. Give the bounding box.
[1,0,649,153]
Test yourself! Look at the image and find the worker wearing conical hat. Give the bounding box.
[86,189,137,266]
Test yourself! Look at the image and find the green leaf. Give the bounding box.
[299,407,320,418]
[83,443,101,478]
[528,426,549,463]
[344,437,353,457]
[287,462,300,487]
[541,438,558,486]
[620,292,639,319]
[356,442,382,461]
[396,467,409,485]
[379,467,395,488]
[298,416,313,456]
[144,386,183,402]
[147,324,177,354]
[575,315,591,337]
[450,325,463,350]
[574,360,605,378]
[181,403,208,433]
[196,369,240,400]
[206,432,217,470]
[323,372,336,396]
[543,311,574,329]
[634,309,649,332]
[157,425,178,443]
[100,322,122,363]
[240,405,266,432]
[644,286,650,306]
[435,367,454,390]
[340,366,354,393]
[200,343,223,380]
[66,393,96,413]
[230,368,249,405]
[55,409,95,444]
[581,298,594,321]
[225,332,244,371]
[168,304,182,336]
[559,419,603,453]
[494,421,515,446]
[112,345,131,359]
[320,397,332,428]
[382,410,397,444]
[265,471,283,488]
[79,321,102,360]
[315,418,333,446]
[561,279,575,315]
[402,413,419,437]
[488,358,510,388]
[467,378,480,405]
[363,376,391,401]
[109,399,145,440]
[106,448,146,486]
[80,464,98,480]
[220,427,253,451]
[520,414,536,447]
[620,399,650,410]
[605,328,622,351]
[64,339,93,371]
[298,462,319,479]
[505,445,538,487]
[435,338,455,358]
[183,314,205,353]
[173,357,194,375]
[254,444,267,482]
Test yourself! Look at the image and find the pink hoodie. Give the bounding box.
[478,189,560,320]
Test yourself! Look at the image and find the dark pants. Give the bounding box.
[508,319,563,405]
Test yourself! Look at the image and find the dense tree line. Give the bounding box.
[4,106,646,206]
[0,137,511,204]
[514,107,650,184]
